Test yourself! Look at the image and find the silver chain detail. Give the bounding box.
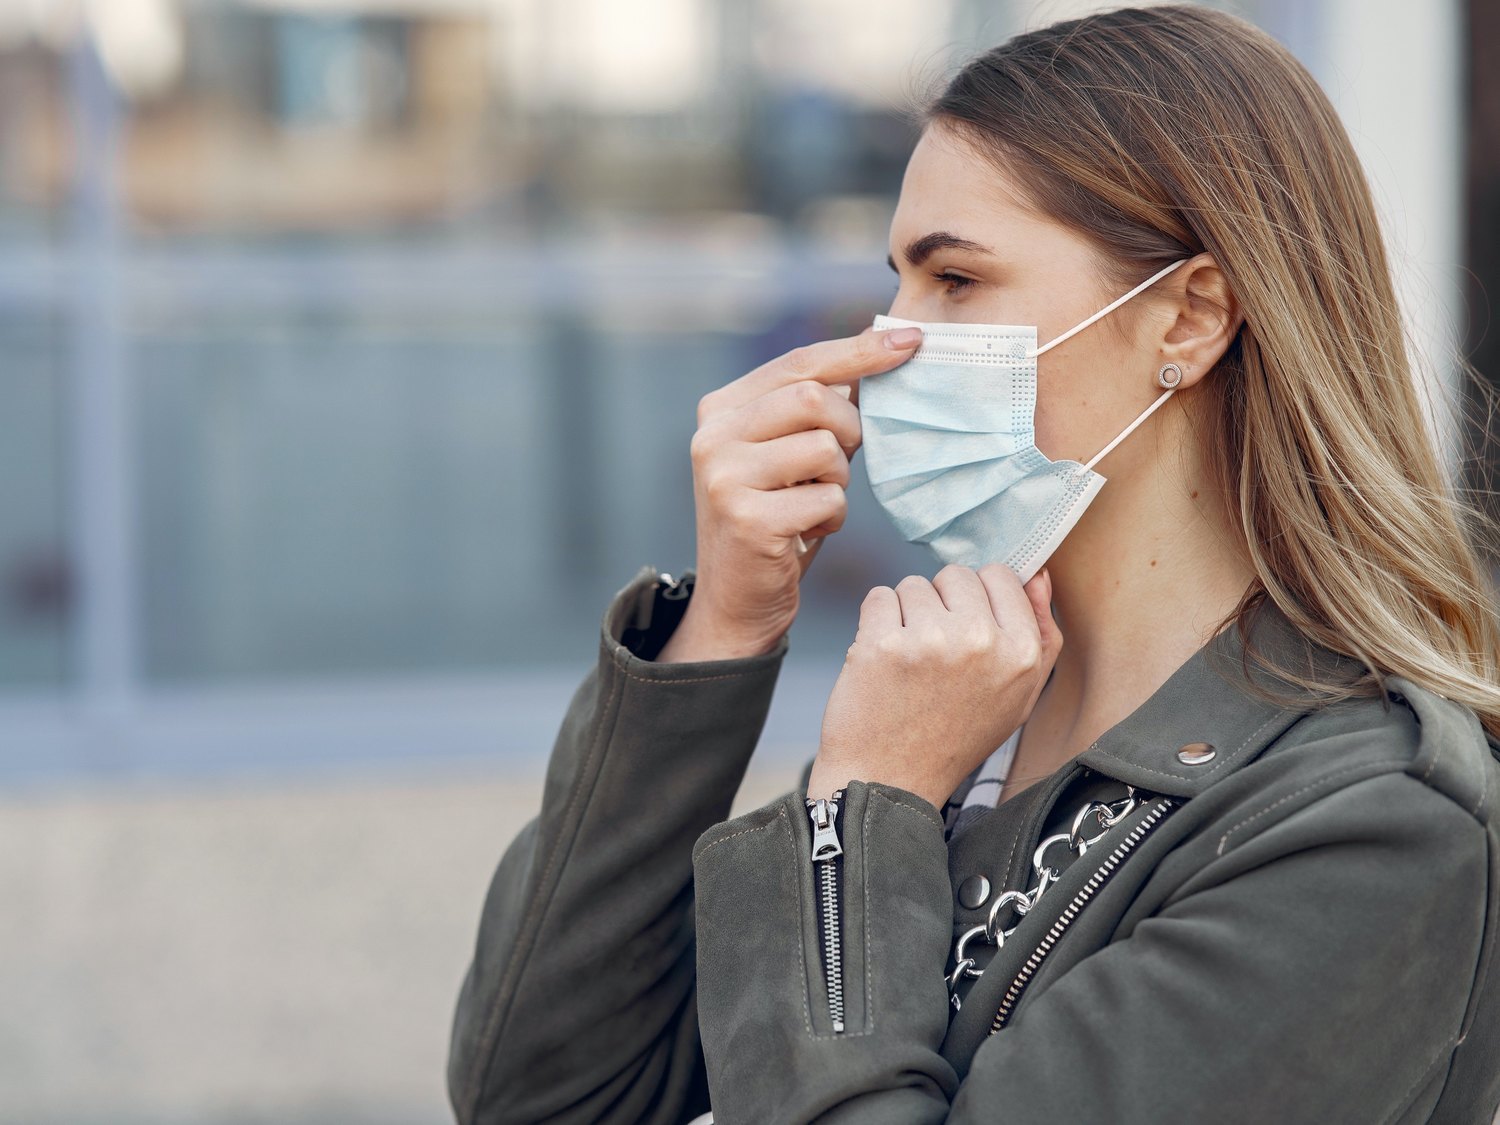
[946,785,1141,1009]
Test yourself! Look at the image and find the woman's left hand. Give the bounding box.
[806,563,1061,810]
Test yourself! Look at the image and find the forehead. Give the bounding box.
[888,124,1068,258]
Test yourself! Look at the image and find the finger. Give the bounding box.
[857,585,901,636]
[975,562,1037,634]
[739,481,847,542]
[715,429,850,492]
[801,498,849,539]
[1022,567,1062,661]
[707,325,923,415]
[721,379,862,454]
[892,573,945,626]
[929,564,994,618]
[1021,568,1062,704]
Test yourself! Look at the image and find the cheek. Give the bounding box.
[1032,360,1112,464]
[1032,366,1092,462]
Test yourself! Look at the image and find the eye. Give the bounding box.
[931,269,978,295]
[887,269,980,296]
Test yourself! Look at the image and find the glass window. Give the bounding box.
[0,37,68,689]
[97,0,958,683]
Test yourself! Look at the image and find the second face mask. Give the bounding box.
[859,258,1188,582]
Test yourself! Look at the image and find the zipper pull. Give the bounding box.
[806,791,844,861]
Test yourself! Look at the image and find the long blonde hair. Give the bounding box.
[923,4,1500,738]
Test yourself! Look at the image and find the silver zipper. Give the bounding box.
[989,794,1179,1034]
[806,789,846,1033]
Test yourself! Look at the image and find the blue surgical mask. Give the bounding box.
[861,258,1190,581]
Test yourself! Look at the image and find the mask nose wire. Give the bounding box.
[1022,258,1190,360]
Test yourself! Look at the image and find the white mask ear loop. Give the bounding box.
[1023,258,1190,360]
[1083,385,1176,471]
[1017,256,1192,472]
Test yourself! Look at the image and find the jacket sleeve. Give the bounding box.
[690,770,1489,1124]
[448,564,789,1125]
[691,779,959,1124]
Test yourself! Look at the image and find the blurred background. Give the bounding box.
[0,0,1491,1120]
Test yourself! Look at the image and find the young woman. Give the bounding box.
[448,6,1500,1123]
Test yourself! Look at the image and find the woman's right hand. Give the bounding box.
[657,324,924,663]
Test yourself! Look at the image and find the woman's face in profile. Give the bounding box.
[885,123,1168,472]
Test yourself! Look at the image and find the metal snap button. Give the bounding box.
[957,875,991,909]
[1176,742,1217,765]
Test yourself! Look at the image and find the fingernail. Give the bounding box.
[882,327,923,350]
[832,383,852,399]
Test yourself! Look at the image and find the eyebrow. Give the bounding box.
[886,231,997,273]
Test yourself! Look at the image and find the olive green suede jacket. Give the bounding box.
[448,564,1500,1124]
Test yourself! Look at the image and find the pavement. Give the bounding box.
[0,762,804,1124]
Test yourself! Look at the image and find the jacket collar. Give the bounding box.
[1073,595,1368,798]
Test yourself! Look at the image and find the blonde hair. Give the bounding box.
[923,4,1500,738]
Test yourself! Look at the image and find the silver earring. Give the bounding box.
[1157,362,1183,389]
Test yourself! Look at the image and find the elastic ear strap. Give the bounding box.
[1026,258,1190,360]
[1084,388,1175,471]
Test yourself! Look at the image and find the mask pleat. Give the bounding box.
[861,422,1019,483]
[876,447,1052,540]
[858,365,1024,435]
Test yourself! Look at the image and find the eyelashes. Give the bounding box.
[890,270,979,296]
[933,270,978,295]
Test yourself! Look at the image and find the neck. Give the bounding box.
[1021,426,1257,770]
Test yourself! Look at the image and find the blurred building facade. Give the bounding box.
[0,0,1477,782]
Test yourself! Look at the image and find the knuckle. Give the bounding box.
[960,622,994,656]
[688,427,714,466]
[913,625,945,652]
[791,378,824,412]
[702,467,733,504]
[783,345,816,377]
[721,488,754,527]
[1013,635,1043,671]
[696,389,720,425]
[978,561,1017,586]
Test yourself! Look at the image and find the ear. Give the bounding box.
[1157,252,1242,390]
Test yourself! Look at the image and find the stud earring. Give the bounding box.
[1157,362,1183,389]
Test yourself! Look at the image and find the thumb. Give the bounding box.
[1022,567,1062,669]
